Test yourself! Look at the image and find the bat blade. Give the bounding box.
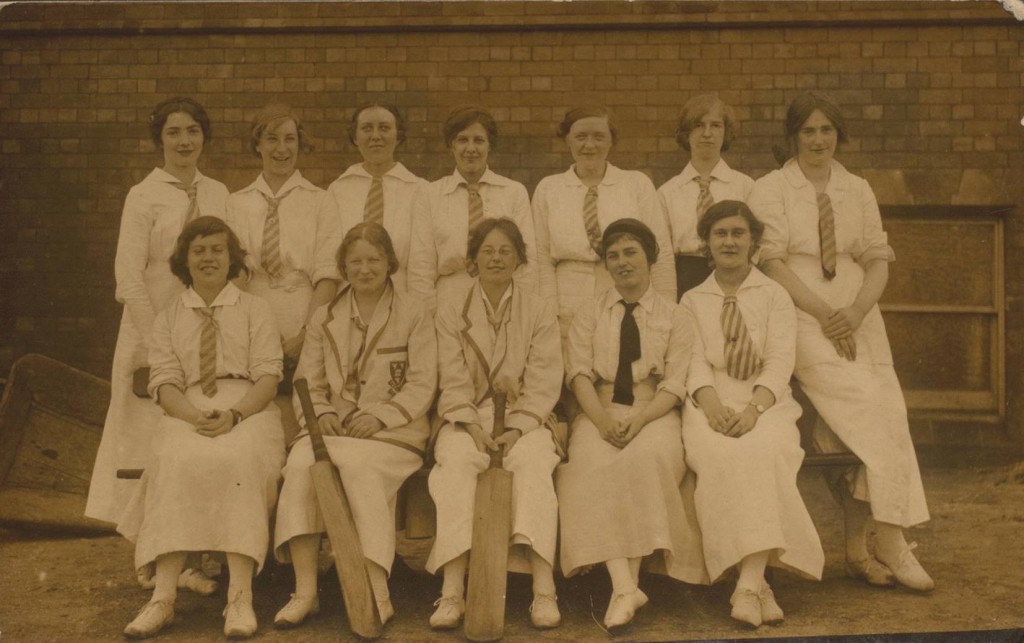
[295,379,382,640]
[464,467,513,641]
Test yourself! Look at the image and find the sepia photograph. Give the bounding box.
[0,1,1023,641]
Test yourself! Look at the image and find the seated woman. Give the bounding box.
[272,223,437,629]
[426,218,563,631]
[556,218,705,630]
[680,200,824,628]
[117,216,285,639]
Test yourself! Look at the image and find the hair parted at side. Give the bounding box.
[443,105,499,149]
[556,105,619,144]
[675,94,737,152]
[168,216,246,287]
[784,91,849,148]
[149,96,212,148]
[249,102,312,156]
[335,222,400,281]
[696,199,765,260]
[601,218,659,265]
[347,102,407,146]
[467,217,528,265]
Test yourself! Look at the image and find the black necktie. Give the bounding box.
[612,301,641,406]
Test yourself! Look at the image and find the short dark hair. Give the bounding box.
[675,94,737,152]
[249,103,311,156]
[784,91,849,151]
[335,222,400,281]
[467,217,528,265]
[696,200,765,261]
[347,102,407,146]
[601,218,659,266]
[149,97,212,148]
[168,216,246,287]
[443,105,499,149]
[555,106,619,144]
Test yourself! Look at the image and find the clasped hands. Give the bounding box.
[317,411,384,439]
[193,409,235,438]
[702,402,758,438]
[819,306,864,361]
[595,413,645,449]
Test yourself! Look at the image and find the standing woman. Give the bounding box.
[532,106,676,338]
[320,102,426,294]
[749,91,932,592]
[426,218,563,631]
[226,103,339,436]
[407,105,536,313]
[659,95,755,300]
[117,216,285,639]
[273,223,437,629]
[556,219,704,630]
[681,201,823,628]
[86,97,228,592]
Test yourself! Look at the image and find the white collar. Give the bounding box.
[181,282,241,308]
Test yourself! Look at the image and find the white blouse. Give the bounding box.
[566,285,691,403]
[681,268,796,403]
[658,159,755,255]
[225,170,338,286]
[407,167,536,311]
[532,163,677,305]
[147,283,283,398]
[321,162,426,293]
[114,168,229,306]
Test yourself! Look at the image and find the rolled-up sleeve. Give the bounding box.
[656,302,692,402]
[680,294,716,399]
[506,299,563,435]
[312,191,343,284]
[406,187,439,313]
[246,296,284,383]
[509,183,538,294]
[748,173,790,263]
[639,175,678,302]
[566,299,597,386]
[363,306,438,429]
[853,178,896,266]
[147,306,185,401]
[752,286,797,402]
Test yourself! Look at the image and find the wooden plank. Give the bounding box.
[0,487,111,532]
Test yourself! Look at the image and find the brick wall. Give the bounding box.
[1,2,1021,447]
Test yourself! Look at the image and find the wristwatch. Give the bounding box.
[229,408,243,426]
[748,403,767,415]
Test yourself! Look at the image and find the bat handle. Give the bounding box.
[489,391,507,468]
[294,378,330,463]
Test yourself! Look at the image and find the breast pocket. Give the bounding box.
[377,345,410,395]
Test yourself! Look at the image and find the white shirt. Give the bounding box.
[566,285,691,402]
[407,167,536,312]
[225,170,338,286]
[147,283,283,397]
[658,159,755,255]
[532,163,676,305]
[114,167,229,305]
[321,162,426,293]
[681,268,796,403]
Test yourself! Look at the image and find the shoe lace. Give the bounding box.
[134,599,172,620]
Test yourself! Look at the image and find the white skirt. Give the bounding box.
[556,406,707,584]
[426,419,561,574]
[274,434,422,573]
[682,387,824,583]
[116,380,285,571]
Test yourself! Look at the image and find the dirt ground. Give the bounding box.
[2,451,1024,643]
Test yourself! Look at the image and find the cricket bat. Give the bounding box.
[464,391,512,642]
[293,378,382,640]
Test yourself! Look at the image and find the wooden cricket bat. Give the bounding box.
[464,391,512,642]
[293,378,382,640]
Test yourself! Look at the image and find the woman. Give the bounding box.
[319,102,426,294]
[226,103,339,439]
[659,95,755,300]
[680,200,824,627]
[407,105,536,313]
[749,91,933,592]
[532,106,675,339]
[117,216,285,639]
[86,96,228,593]
[556,218,704,630]
[273,223,437,629]
[427,218,563,631]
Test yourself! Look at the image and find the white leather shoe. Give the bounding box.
[530,593,561,629]
[273,593,320,629]
[124,599,174,639]
[223,589,257,639]
[603,588,648,629]
[429,595,465,630]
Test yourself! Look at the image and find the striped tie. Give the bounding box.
[173,182,199,222]
[695,176,714,219]
[364,176,384,224]
[582,186,603,255]
[261,193,284,279]
[817,192,837,280]
[197,307,218,397]
[466,182,484,237]
[721,295,759,380]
